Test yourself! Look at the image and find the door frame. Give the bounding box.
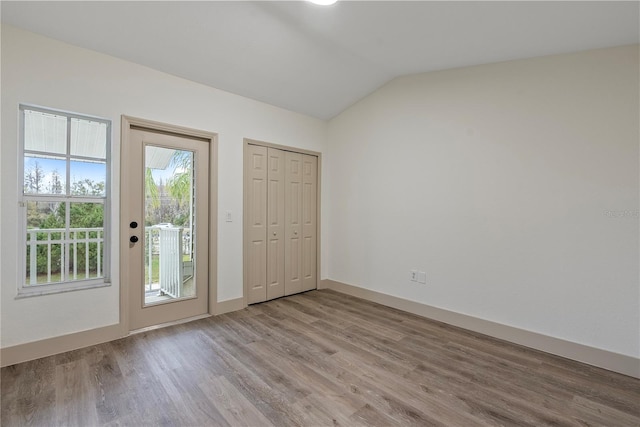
[120,116,218,333]
[242,138,322,308]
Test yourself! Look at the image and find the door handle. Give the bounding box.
[130,236,139,243]
[130,221,138,229]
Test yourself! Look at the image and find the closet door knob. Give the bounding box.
[130,236,139,243]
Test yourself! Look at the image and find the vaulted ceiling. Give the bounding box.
[2,1,638,119]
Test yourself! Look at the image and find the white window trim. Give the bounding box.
[17,104,112,298]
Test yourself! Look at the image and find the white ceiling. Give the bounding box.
[2,1,638,120]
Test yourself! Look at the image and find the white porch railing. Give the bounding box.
[26,227,103,285]
[144,226,192,294]
[26,225,191,291]
[158,227,183,298]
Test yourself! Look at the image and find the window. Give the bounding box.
[19,105,111,296]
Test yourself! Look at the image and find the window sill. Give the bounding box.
[15,279,111,299]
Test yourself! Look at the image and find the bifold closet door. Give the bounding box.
[266,148,285,300]
[284,152,303,295]
[246,144,268,304]
[301,154,317,292]
[247,144,317,303]
[285,152,317,296]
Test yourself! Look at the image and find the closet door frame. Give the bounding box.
[243,138,321,308]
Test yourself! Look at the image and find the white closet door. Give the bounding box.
[266,148,285,300]
[285,151,303,296]
[246,144,268,304]
[301,154,317,292]
[245,143,318,304]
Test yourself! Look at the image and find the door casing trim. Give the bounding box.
[242,138,322,308]
[121,116,218,334]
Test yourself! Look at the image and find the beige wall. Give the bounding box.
[0,26,327,348]
[327,45,639,358]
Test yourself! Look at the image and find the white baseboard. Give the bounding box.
[320,279,640,379]
[0,324,123,368]
[317,278,330,290]
[216,297,245,315]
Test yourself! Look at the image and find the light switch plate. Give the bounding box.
[418,271,427,284]
[225,210,232,222]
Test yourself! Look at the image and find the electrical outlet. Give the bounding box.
[410,270,418,281]
[225,210,233,222]
[418,271,427,284]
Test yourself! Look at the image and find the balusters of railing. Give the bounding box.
[146,228,153,291]
[84,230,90,279]
[97,230,102,277]
[47,232,52,283]
[72,230,78,280]
[29,230,37,285]
[61,230,66,282]
[25,227,103,285]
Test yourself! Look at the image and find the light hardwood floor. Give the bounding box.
[2,289,639,426]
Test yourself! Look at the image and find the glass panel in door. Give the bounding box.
[144,145,196,306]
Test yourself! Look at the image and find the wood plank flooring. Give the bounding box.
[2,289,639,426]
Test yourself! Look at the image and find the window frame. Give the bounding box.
[17,104,112,298]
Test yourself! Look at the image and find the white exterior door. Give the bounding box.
[123,126,210,330]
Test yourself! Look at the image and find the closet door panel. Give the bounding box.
[301,154,317,292]
[266,148,285,300]
[285,151,303,296]
[246,145,268,304]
